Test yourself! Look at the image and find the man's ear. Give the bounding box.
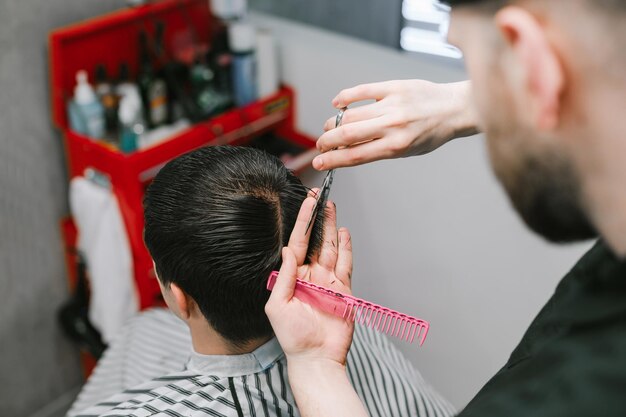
[170,283,193,320]
[495,6,564,131]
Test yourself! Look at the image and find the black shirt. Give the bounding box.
[458,241,626,417]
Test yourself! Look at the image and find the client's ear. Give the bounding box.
[170,283,194,320]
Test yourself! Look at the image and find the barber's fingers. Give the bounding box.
[267,247,298,304]
[288,196,318,265]
[313,135,398,170]
[317,117,387,154]
[308,187,320,199]
[335,227,353,290]
[317,201,338,271]
[322,102,384,132]
[332,81,396,108]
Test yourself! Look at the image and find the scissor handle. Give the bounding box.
[319,170,335,204]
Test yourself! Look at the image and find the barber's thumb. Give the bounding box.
[271,247,298,302]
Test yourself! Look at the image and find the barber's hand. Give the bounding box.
[265,196,353,366]
[314,80,479,170]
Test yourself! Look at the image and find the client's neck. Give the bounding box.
[188,317,272,355]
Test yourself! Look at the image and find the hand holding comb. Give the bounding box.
[267,271,430,346]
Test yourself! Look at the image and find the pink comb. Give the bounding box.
[267,271,429,346]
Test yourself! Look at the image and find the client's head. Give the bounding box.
[144,145,324,349]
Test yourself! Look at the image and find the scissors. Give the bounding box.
[305,106,347,234]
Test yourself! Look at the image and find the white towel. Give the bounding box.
[69,177,138,344]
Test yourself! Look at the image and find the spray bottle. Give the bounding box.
[229,21,258,107]
[67,70,106,139]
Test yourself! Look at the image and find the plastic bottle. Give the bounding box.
[229,21,258,107]
[256,28,280,98]
[118,93,144,154]
[67,70,106,139]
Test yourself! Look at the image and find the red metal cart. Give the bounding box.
[50,1,318,374]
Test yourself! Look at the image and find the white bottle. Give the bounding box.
[256,28,280,98]
[69,70,106,139]
[118,93,145,154]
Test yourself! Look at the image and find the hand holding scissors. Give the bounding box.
[305,107,348,234]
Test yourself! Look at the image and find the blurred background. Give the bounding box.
[0,0,591,416]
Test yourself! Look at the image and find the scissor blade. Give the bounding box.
[304,170,334,234]
[304,204,319,235]
[304,107,345,235]
[319,170,335,202]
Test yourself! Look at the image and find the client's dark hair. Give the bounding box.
[144,145,324,345]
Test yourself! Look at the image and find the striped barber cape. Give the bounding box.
[69,309,454,417]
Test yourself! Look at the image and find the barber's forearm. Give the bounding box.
[449,80,481,140]
[287,358,369,417]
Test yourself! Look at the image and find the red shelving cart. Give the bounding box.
[50,0,318,317]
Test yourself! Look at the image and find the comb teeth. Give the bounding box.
[267,271,430,346]
[342,299,429,346]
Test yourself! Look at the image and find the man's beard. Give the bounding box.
[494,148,598,243]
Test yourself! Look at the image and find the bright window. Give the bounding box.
[400,0,462,59]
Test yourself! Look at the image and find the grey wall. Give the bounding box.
[249,0,403,49]
[249,11,593,408]
[0,1,126,416]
